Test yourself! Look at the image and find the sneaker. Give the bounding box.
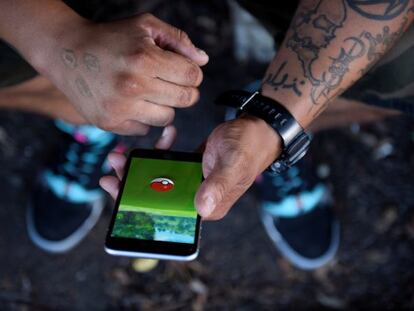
[257,156,340,270]
[26,120,117,253]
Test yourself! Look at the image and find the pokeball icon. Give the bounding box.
[150,177,174,192]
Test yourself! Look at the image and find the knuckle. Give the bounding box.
[178,88,193,106]
[236,169,255,189]
[160,108,175,126]
[186,64,202,85]
[116,74,143,97]
[132,51,153,70]
[176,29,190,43]
[182,88,200,107]
[137,13,154,25]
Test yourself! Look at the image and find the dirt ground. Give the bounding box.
[0,1,414,310]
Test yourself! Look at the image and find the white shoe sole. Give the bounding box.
[26,198,104,254]
[260,210,340,270]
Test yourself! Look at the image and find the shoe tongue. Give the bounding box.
[56,120,113,144]
[263,184,328,218]
[43,170,104,204]
[48,121,117,199]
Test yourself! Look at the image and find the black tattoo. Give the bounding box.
[285,0,358,108]
[264,61,306,97]
[83,53,100,73]
[268,0,412,112]
[75,76,93,97]
[362,16,408,62]
[312,88,345,118]
[287,0,347,85]
[310,36,366,108]
[346,0,409,20]
[61,49,77,69]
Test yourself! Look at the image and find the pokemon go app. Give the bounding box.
[111,157,202,244]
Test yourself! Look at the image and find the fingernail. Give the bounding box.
[196,48,207,56]
[161,126,170,137]
[107,155,115,166]
[108,153,122,168]
[199,195,215,217]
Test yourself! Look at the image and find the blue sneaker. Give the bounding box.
[26,121,117,253]
[258,156,340,270]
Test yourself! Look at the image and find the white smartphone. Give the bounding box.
[105,149,202,261]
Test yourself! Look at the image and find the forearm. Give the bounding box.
[261,0,414,129]
[0,0,82,71]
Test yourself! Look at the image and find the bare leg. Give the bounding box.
[0,75,86,124]
[309,97,401,133]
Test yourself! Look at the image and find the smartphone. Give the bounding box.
[105,149,203,261]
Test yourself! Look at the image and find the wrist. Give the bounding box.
[0,1,86,74]
[31,7,87,75]
[215,90,311,174]
[260,85,310,129]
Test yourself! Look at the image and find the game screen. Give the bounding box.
[111,157,202,244]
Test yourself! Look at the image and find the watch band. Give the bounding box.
[215,90,311,174]
[216,90,304,145]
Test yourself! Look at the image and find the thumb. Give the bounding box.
[195,162,254,220]
[147,16,209,66]
[195,167,229,220]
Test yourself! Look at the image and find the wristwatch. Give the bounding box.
[215,90,311,174]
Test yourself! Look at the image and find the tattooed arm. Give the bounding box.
[261,0,414,125]
[194,0,414,219]
[0,0,208,135]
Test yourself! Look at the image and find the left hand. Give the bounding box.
[100,116,281,220]
[194,116,280,220]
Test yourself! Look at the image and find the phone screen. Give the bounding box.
[109,154,202,247]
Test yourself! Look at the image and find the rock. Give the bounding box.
[131,259,159,273]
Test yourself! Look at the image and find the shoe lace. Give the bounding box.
[271,166,309,198]
[54,133,114,188]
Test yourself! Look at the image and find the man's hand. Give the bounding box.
[194,116,280,219]
[42,13,208,135]
[100,116,281,221]
[0,1,208,135]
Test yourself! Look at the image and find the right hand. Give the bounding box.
[34,13,209,135]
